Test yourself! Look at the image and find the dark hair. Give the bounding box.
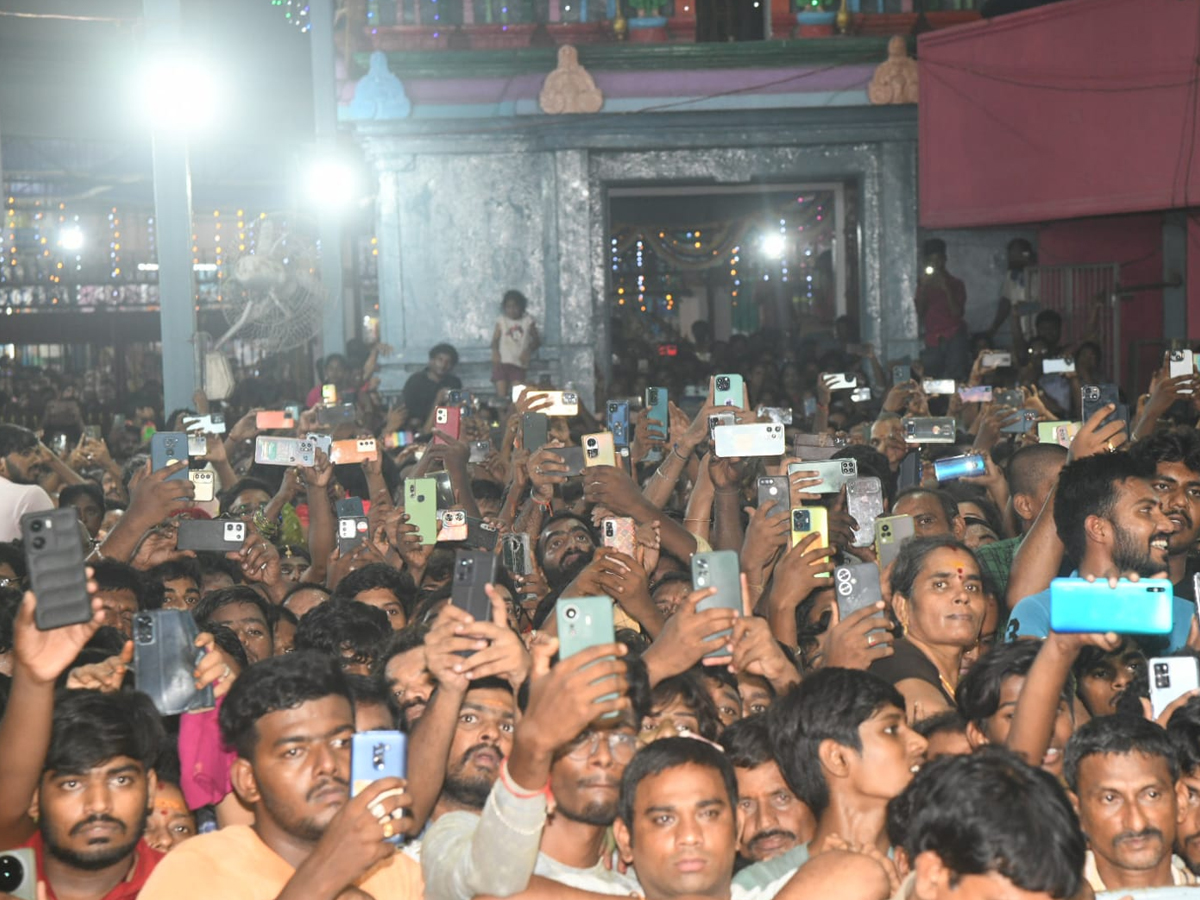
[887,748,1084,899]
[895,487,960,530]
[922,238,947,258]
[330,563,417,619]
[0,424,38,457]
[294,599,390,669]
[957,641,1065,733]
[428,343,459,366]
[1053,453,1155,563]
[218,477,275,515]
[146,558,203,590]
[534,511,596,568]
[720,715,775,770]
[617,736,738,833]
[1166,694,1200,776]
[343,673,399,727]
[470,479,504,504]
[1063,715,1179,793]
[1006,443,1068,501]
[502,290,528,314]
[192,586,272,632]
[1130,427,1200,478]
[0,543,25,583]
[195,552,243,588]
[45,689,164,775]
[374,623,430,678]
[282,581,332,612]
[0,587,20,653]
[92,559,158,612]
[913,710,967,740]
[1035,309,1063,328]
[205,623,250,670]
[942,482,1003,539]
[890,535,978,601]
[59,481,104,513]
[267,604,298,630]
[650,672,721,742]
[768,669,905,817]
[220,652,351,758]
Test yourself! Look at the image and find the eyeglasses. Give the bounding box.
[564,731,637,761]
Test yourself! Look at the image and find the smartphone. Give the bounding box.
[788,458,857,494]
[1048,577,1174,635]
[351,731,407,795]
[255,436,316,467]
[981,351,1012,368]
[404,478,438,545]
[337,515,370,554]
[1038,421,1080,447]
[606,401,631,449]
[469,440,491,463]
[556,596,620,715]
[713,374,745,408]
[450,550,497,624]
[307,432,333,455]
[557,446,585,476]
[182,413,225,434]
[1170,349,1195,394]
[437,510,467,542]
[846,477,884,548]
[383,431,415,450]
[790,507,830,570]
[922,379,956,395]
[834,561,885,620]
[1081,383,1121,425]
[433,472,455,509]
[330,438,379,465]
[1042,357,1076,375]
[582,432,616,467]
[186,434,207,457]
[645,387,669,434]
[898,450,922,491]
[933,454,986,482]
[995,389,1025,409]
[502,533,533,576]
[691,550,742,654]
[150,432,189,481]
[757,406,794,425]
[757,476,790,518]
[84,425,103,441]
[824,373,858,391]
[22,509,91,631]
[601,517,636,556]
[903,417,957,443]
[322,383,339,405]
[132,609,213,716]
[1149,657,1200,719]
[177,520,245,552]
[316,404,357,427]
[1000,409,1039,435]
[530,391,579,417]
[892,364,912,384]
[522,412,549,452]
[803,397,818,418]
[447,389,473,406]
[850,386,872,403]
[464,517,500,552]
[958,385,993,403]
[713,423,786,458]
[0,847,36,900]
[256,410,295,430]
[188,470,215,502]
[875,514,916,569]
[793,432,844,460]
[707,412,736,441]
[511,383,528,403]
[433,406,462,442]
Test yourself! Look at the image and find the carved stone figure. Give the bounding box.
[868,36,919,105]
[539,45,603,115]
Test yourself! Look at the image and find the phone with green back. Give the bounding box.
[404,478,438,545]
[690,550,741,655]
[556,596,619,715]
[645,387,669,438]
[713,374,744,408]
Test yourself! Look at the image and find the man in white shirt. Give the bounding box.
[0,425,53,542]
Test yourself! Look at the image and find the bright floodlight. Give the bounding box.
[140,56,218,133]
[760,233,787,260]
[303,158,361,210]
[58,226,84,252]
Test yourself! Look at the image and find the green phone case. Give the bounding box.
[556,596,619,714]
[405,477,438,546]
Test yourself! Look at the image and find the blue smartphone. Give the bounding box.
[607,401,631,449]
[1049,578,1174,635]
[645,387,669,439]
[713,374,744,408]
[933,454,986,482]
[351,731,407,843]
[150,432,189,482]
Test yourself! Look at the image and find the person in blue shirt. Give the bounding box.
[1007,451,1188,649]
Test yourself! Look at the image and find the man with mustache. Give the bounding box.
[1166,697,1200,875]
[1130,428,1200,600]
[536,512,598,594]
[422,638,641,900]
[1064,715,1196,891]
[1007,450,1190,649]
[0,586,165,899]
[0,424,53,542]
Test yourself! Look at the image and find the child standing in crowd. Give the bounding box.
[491,289,540,401]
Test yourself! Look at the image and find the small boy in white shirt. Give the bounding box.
[491,289,540,401]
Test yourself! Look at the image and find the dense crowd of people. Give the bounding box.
[4,281,1200,900]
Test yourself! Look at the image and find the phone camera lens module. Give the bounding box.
[31,537,45,550]
[565,607,577,619]
[29,520,42,533]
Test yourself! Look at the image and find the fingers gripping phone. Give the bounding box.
[556,596,620,715]
[405,478,438,546]
[757,476,789,518]
[1048,577,1173,635]
[151,432,189,481]
[450,550,497,633]
[22,508,92,630]
[691,551,741,657]
[846,477,884,548]
[133,610,214,716]
[351,731,407,844]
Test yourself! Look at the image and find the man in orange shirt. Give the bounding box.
[140,652,423,900]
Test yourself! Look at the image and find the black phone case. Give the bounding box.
[1081,384,1122,428]
[464,517,499,552]
[434,473,456,508]
[756,476,790,517]
[335,498,365,518]
[176,520,246,552]
[133,610,214,716]
[522,413,549,452]
[22,508,92,631]
[337,516,370,554]
[450,550,497,648]
[317,404,357,426]
[898,450,922,491]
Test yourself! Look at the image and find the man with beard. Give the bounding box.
[0,586,165,899]
[1130,428,1200,600]
[377,626,435,729]
[1064,715,1196,891]
[1166,696,1200,875]
[1007,450,1189,649]
[719,717,816,865]
[536,512,598,594]
[0,424,53,542]
[422,639,640,900]
[141,652,421,899]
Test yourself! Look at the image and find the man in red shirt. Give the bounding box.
[914,238,970,382]
[0,591,164,900]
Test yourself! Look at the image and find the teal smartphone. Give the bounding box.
[690,550,741,655]
[713,374,744,408]
[645,387,669,439]
[404,477,438,546]
[556,596,619,715]
[1049,577,1174,635]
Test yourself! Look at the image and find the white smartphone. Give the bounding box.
[713,423,786,458]
[824,373,857,391]
[1149,656,1200,719]
[1170,350,1194,394]
[980,351,1012,368]
[921,379,956,395]
[1042,357,1076,375]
